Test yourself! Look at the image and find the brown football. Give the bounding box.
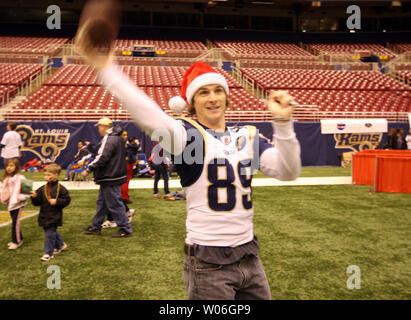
[76,0,121,50]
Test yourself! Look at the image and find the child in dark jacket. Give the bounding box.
[31,164,71,261]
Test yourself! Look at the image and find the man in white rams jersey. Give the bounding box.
[75,35,301,299]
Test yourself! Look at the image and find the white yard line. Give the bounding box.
[32,176,352,191]
[0,211,39,228]
[251,176,352,187]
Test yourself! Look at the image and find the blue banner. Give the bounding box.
[229,121,410,166]
[0,121,147,170]
[0,121,409,169]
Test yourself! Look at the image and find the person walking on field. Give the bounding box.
[31,164,71,261]
[76,29,300,299]
[1,159,30,250]
[151,141,173,200]
[121,130,139,205]
[0,122,22,168]
[101,130,138,229]
[119,130,137,223]
[81,117,132,238]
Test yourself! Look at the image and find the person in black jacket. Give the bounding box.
[31,164,71,261]
[81,117,132,238]
[392,128,407,150]
[384,128,396,149]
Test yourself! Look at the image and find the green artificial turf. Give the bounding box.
[0,184,409,300]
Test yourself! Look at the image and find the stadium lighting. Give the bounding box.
[251,1,274,4]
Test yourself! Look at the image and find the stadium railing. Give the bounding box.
[0,60,53,107]
[2,108,408,122]
[384,51,411,85]
[0,53,47,64]
[0,42,69,56]
[14,61,53,97]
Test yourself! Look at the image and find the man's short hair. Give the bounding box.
[45,164,62,175]
[8,122,17,131]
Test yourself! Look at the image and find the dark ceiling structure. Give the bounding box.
[0,0,410,36]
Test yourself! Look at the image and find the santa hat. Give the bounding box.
[168,61,229,113]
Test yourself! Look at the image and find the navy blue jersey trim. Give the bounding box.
[172,119,205,188]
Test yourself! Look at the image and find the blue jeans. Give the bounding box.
[183,253,271,300]
[153,163,169,194]
[44,226,64,256]
[92,184,132,234]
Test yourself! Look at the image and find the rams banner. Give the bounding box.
[0,121,409,168]
[333,133,382,152]
[243,121,408,166]
[0,121,147,169]
[16,125,70,162]
[320,119,388,153]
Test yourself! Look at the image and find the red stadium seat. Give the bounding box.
[0,36,69,56]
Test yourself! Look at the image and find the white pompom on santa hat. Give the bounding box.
[168,61,229,113]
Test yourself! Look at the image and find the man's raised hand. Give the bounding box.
[74,0,120,72]
[267,90,297,121]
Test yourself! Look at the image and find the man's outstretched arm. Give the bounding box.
[74,34,186,156]
[258,90,301,181]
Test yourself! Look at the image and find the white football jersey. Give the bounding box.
[173,117,272,247]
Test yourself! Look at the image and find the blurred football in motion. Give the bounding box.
[76,0,121,50]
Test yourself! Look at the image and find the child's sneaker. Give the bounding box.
[127,209,136,223]
[153,193,162,199]
[127,209,136,217]
[102,220,117,228]
[40,254,54,261]
[54,242,67,255]
[8,241,23,250]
